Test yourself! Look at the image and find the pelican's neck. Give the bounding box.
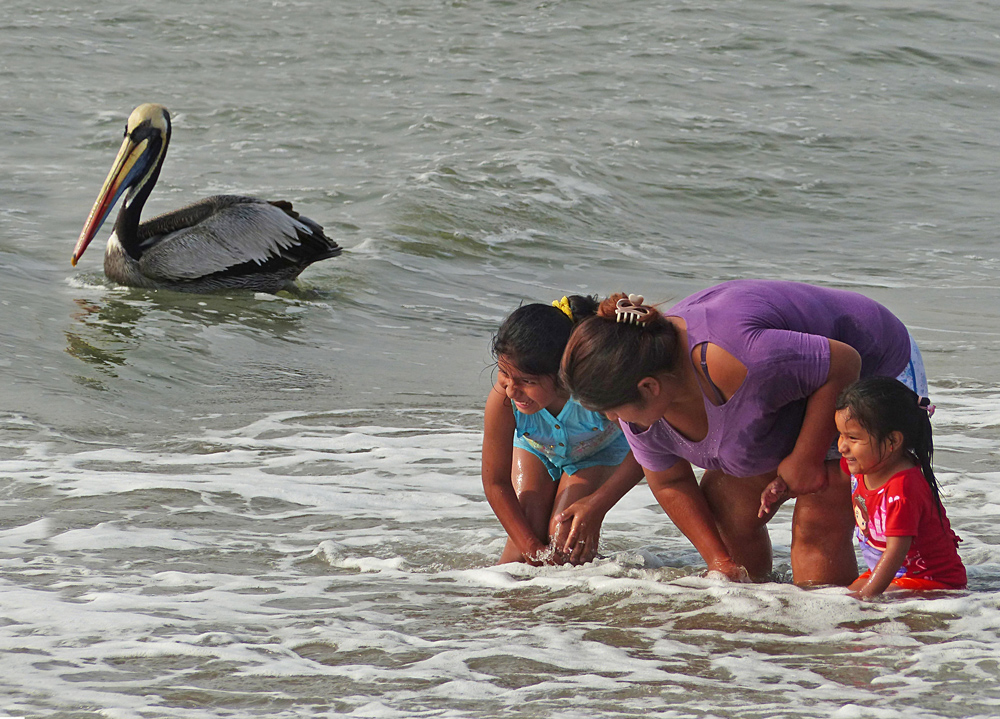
[112,127,168,261]
[112,178,154,260]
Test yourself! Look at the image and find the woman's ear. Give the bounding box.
[636,376,661,401]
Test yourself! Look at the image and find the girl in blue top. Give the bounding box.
[482,296,644,565]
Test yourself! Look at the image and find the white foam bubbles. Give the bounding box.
[0,398,998,717]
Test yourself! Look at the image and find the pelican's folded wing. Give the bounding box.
[137,196,321,281]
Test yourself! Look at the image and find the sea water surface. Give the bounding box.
[2,1,1000,717]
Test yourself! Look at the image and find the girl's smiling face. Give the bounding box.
[836,408,893,478]
[497,358,564,415]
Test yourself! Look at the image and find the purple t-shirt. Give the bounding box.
[622,280,911,477]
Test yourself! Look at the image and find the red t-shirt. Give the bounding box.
[845,457,966,589]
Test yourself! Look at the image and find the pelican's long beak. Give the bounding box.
[72,133,152,266]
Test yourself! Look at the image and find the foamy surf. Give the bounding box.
[1,399,996,717]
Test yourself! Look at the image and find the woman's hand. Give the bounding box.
[550,452,645,565]
[554,495,605,564]
[775,451,828,497]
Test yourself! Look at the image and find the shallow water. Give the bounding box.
[2,1,1000,717]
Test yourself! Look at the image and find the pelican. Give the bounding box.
[72,104,342,293]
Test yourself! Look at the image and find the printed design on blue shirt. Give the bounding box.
[520,421,620,463]
[514,399,624,468]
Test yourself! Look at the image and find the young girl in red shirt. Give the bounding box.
[836,377,966,599]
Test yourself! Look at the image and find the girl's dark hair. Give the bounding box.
[491,295,599,377]
[836,376,941,515]
[560,293,682,410]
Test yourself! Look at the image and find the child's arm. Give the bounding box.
[481,383,548,564]
[849,535,913,599]
[554,452,644,563]
[758,476,790,518]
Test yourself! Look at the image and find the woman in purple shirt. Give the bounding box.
[557,280,918,586]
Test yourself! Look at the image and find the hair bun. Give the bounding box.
[597,292,659,326]
[615,296,653,325]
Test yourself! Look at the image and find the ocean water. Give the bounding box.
[2,1,1000,717]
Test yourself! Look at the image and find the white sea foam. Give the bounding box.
[1,402,998,716]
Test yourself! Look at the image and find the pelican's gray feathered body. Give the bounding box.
[74,104,341,293]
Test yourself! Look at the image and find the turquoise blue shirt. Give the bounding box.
[512,398,630,482]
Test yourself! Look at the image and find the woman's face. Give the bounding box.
[601,397,661,429]
[599,376,669,429]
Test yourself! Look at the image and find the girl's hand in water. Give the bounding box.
[521,539,553,566]
[705,558,751,582]
[523,543,570,566]
[758,477,791,518]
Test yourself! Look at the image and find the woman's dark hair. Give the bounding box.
[836,376,941,515]
[560,293,682,411]
[491,295,598,377]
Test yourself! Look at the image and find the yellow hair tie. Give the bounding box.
[552,296,574,322]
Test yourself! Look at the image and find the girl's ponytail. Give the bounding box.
[552,295,600,325]
[914,395,941,516]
